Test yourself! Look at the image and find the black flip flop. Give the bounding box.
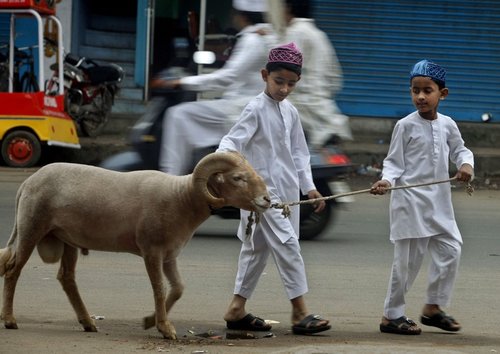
[421,311,461,332]
[226,313,271,331]
[380,316,422,335]
[292,314,331,335]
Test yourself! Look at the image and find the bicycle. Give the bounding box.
[0,44,39,93]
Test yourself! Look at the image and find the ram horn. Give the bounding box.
[192,151,245,209]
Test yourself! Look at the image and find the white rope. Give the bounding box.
[271,176,474,218]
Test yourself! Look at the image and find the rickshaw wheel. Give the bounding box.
[1,130,42,168]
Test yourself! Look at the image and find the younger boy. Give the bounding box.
[371,60,474,335]
[217,42,331,335]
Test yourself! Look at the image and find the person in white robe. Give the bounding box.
[269,0,352,146]
[154,0,275,175]
[218,42,331,335]
[371,60,474,335]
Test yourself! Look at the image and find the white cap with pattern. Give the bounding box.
[233,0,267,12]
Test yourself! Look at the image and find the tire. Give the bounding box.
[80,89,112,137]
[20,72,39,92]
[1,130,42,167]
[299,201,334,240]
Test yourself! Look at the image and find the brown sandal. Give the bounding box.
[380,316,422,335]
[421,311,461,332]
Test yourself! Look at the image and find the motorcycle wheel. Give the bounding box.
[80,89,113,137]
[299,200,334,240]
[1,130,42,167]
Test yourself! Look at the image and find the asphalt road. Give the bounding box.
[0,168,499,353]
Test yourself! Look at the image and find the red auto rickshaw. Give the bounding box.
[0,3,80,167]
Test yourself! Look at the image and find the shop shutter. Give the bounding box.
[313,0,500,122]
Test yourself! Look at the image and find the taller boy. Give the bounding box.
[218,43,331,335]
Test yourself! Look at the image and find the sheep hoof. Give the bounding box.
[157,321,176,340]
[83,325,98,332]
[5,322,18,329]
[143,315,155,330]
[79,319,98,332]
[2,314,18,329]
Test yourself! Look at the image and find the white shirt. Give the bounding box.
[180,24,273,101]
[381,111,474,242]
[282,18,352,144]
[218,92,315,242]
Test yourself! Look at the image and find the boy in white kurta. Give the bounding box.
[218,43,331,335]
[371,60,474,335]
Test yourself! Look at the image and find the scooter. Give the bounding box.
[101,72,354,240]
[45,52,124,137]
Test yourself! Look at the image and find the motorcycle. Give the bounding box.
[100,76,354,240]
[45,52,124,137]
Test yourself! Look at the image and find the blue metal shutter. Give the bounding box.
[313,0,500,122]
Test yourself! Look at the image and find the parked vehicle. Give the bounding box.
[100,81,354,240]
[0,8,80,168]
[45,52,124,137]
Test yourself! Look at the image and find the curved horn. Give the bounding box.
[192,151,244,208]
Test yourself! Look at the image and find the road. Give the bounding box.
[0,168,499,353]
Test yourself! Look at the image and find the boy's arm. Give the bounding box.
[379,122,406,186]
[289,108,316,194]
[448,120,474,181]
[370,122,406,195]
[217,107,258,153]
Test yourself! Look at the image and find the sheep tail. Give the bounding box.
[0,179,25,276]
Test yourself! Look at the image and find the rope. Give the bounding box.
[244,177,473,238]
[271,176,474,218]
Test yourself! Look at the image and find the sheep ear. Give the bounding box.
[215,173,225,184]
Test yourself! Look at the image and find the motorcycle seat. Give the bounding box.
[86,65,123,85]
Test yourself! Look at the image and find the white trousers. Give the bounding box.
[159,100,231,175]
[233,216,308,301]
[384,235,462,319]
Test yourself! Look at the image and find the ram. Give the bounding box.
[0,151,270,339]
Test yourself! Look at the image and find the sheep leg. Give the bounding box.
[1,243,37,329]
[57,244,97,332]
[143,255,176,339]
[143,259,184,330]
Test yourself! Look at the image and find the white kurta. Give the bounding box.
[218,92,315,299]
[159,24,275,175]
[381,111,474,243]
[283,18,352,145]
[218,92,316,242]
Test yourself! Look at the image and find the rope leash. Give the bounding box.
[271,176,474,218]
[244,177,473,238]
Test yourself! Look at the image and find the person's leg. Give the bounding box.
[224,227,270,328]
[159,100,228,175]
[267,234,329,333]
[383,238,427,319]
[421,235,461,331]
[380,238,427,334]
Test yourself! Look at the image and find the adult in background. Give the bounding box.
[276,0,353,146]
[153,0,274,175]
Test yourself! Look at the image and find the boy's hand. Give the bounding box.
[456,163,473,182]
[370,180,391,195]
[307,190,325,213]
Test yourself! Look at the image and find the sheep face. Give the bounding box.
[209,168,270,213]
[194,151,270,211]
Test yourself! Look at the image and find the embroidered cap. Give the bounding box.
[233,0,267,12]
[410,59,446,85]
[268,42,303,67]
